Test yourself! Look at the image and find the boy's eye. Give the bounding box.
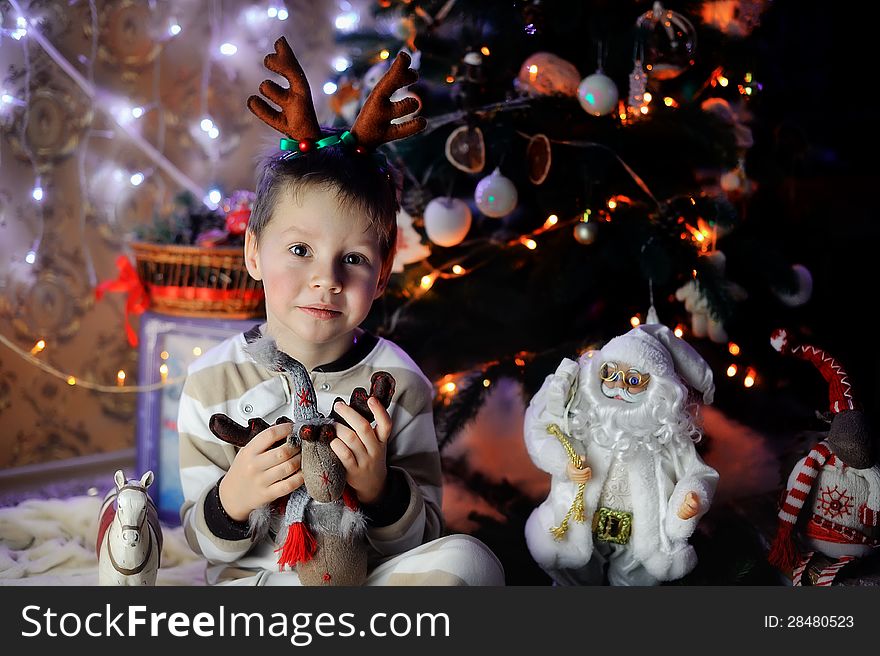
[344,253,367,265]
[289,244,310,257]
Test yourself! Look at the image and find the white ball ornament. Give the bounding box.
[424,198,473,247]
[574,221,599,244]
[577,71,619,116]
[474,167,518,218]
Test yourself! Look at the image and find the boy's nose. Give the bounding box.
[311,268,342,293]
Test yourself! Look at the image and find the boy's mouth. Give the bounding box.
[299,305,343,320]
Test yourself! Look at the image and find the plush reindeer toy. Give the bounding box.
[208,336,396,586]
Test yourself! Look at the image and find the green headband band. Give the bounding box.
[279,130,358,158]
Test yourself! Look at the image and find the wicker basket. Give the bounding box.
[131,242,264,319]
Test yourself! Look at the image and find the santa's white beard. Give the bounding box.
[574,357,702,455]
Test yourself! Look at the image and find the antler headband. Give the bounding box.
[247,36,426,156]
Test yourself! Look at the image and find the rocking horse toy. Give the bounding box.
[96,470,162,586]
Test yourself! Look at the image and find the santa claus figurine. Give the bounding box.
[768,329,880,585]
[523,321,718,585]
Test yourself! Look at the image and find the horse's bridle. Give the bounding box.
[107,484,154,576]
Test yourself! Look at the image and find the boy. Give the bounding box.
[177,38,503,586]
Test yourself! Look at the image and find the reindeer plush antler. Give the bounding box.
[247,36,425,154]
[246,36,321,143]
[351,51,426,149]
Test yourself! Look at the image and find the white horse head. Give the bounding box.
[114,470,153,547]
[98,469,160,585]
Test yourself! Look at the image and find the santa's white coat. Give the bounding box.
[524,358,718,582]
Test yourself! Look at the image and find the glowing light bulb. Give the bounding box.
[130,172,145,186]
[219,43,238,56]
[452,265,465,275]
[192,347,203,357]
[335,12,360,31]
[67,376,76,386]
[607,199,617,209]
[718,75,729,87]
[333,57,351,72]
[159,363,169,383]
[727,364,738,377]
[420,274,436,290]
[207,189,222,205]
[630,316,641,328]
[25,250,37,264]
[639,106,649,114]
[744,369,756,388]
[664,97,675,106]
[200,118,214,132]
[30,340,46,355]
[544,214,558,228]
[1,93,14,104]
[277,8,289,20]
[521,238,537,250]
[446,75,455,84]
[643,92,652,103]
[728,342,740,356]
[267,7,278,17]
[131,106,144,119]
[117,370,126,386]
[481,46,491,56]
[379,49,390,60]
[674,325,684,338]
[514,357,526,367]
[169,23,181,36]
[160,351,170,360]
[208,127,220,139]
[442,382,456,394]
[323,82,338,95]
[32,186,44,201]
[483,379,491,388]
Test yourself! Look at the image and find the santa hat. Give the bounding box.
[767,329,877,571]
[601,323,715,404]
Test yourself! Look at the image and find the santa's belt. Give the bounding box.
[807,515,878,546]
[592,507,633,545]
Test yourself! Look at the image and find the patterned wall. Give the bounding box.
[0,0,338,468]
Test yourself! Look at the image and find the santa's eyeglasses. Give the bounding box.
[599,362,651,389]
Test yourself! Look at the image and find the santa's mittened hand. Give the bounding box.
[677,491,700,520]
[544,358,579,418]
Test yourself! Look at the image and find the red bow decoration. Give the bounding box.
[95,255,149,347]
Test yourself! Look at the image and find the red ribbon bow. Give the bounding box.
[95,255,149,347]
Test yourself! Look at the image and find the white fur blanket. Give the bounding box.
[0,496,206,586]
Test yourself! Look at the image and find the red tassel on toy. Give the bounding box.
[767,523,799,572]
[342,486,359,511]
[275,521,317,570]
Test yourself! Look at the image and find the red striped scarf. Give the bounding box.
[768,440,833,572]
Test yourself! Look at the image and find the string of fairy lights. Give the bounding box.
[0,2,762,398]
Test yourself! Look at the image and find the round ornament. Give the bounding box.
[424,198,473,247]
[515,52,581,97]
[635,2,697,81]
[574,221,598,244]
[474,168,518,218]
[774,264,813,307]
[577,72,619,116]
[445,125,486,174]
[526,133,552,185]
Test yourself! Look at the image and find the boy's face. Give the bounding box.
[244,184,386,356]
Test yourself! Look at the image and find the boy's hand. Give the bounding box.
[219,423,303,522]
[331,397,393,504]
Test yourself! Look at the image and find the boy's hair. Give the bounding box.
[249,136,401,280]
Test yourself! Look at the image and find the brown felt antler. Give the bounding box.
[351,51,426,149]
[248,37,425,149]
[247,36,321,142]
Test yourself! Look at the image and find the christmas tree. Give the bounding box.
[322,0,878,584]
